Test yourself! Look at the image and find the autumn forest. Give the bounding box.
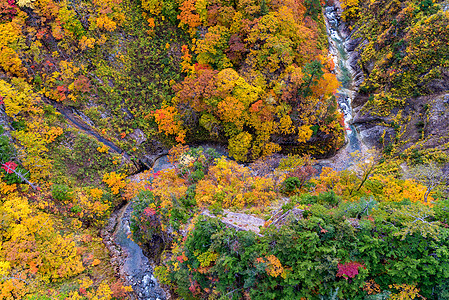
[0,0,449,298]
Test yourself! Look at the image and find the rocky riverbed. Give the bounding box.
[101,156,172,300]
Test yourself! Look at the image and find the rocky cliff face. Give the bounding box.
[340,13,449,155]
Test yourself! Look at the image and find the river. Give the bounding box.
[320,4,368,171]
[106,155,171,300]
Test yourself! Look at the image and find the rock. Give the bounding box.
[73,109,96,128]
[348,50,365,88]
[426,79,449,94]
[425,69,449,94]
[268,208,304,228]
[352,108,387,124]
[424,95,449,139]
[358,125,395,149]
[352,94,370,109]
[129,129,147,146]
[443,94,449,105]
[348,50,360,71]
[345,36,362,52]
[140,140,169,168]
[202,210,265,235]
[363,60,375,75]
[121,107,134,121]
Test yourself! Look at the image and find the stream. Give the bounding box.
[320,4,368,170]
[102,155,171,300]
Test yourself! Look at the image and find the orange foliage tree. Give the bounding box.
[161,0,344,161]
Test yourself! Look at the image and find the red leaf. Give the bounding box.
[2,161,17,174]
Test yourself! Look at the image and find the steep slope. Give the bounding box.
[339,0,449,164]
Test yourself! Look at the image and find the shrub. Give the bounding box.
[52,184,73,202]
[282,176,301,194]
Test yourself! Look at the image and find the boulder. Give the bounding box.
[358,125,395,149]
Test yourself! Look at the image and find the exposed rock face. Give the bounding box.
[353,93,449,152]
[267,208,304,228]
[339,12,448,154]
[140,139,169,169]
[346,37,366,89]
[129,129,147,146]
[425,69,449,95]
[443,94,449,105]
[202,210,266,235]
[420,94,449,150]
[357,125,395,149]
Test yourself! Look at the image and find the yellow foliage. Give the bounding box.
[389,284,424,300]
[69,279,114,300]
[195,0,207,22]
[0,79,39,118]
[216,68,262,108]
[0,79,61,181]
[0,278,27,300]
[314,73,339,98]
[180,45,193,73]
[0,47,25,77]
[264,255,286,278]
[0,19,25,77]
[195,26,232,67]
[103,172,127,194]
[88,282,113,300]
[341,0,360,20]
[79,277,94,289]
[195,157,276,208]
[370,175,433,206]
[177,0,201,34]
[96,15,117,31]
[260,141,282,158]
[0,261,10,277]
[123,170,154,200]
[17,0,36,7]
[12,124,54,181]
[142,0,162,15]
[313,166,434,205]
[217,96,246,132]
[153,105,186,143]
[196,251,218,268]
[39,235,85,280]
[297,125,313,143]
[279,114,295,134]
[0,194,84,282]
[228,131,252,162]
[151,168,188,209]
[0,179,17,195]
[45,126,64,143]
[66,291,84,300]
[147,17,155,28]
[97,34,108,45]
[79,36,96,50]
[97,144,109,153]
[75,192,110,224]
[90,188,104,199]
[216,68,240,94]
